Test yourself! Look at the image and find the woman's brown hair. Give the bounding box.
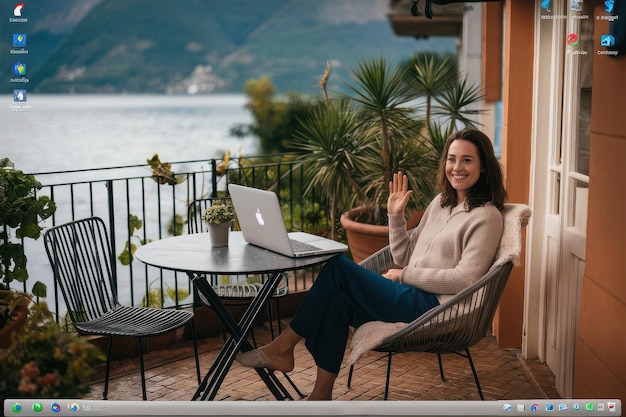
[436,128,507,211]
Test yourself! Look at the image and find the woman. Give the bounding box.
[236,128,507,400]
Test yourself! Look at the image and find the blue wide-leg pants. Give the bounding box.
[289,255,439,374]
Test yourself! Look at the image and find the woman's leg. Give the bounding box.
[290,256,438,373]
[237,255,438,394]
[307,367,336,401]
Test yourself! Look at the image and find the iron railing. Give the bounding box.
[10,154,333,322]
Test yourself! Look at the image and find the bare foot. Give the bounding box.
[258,344,295,372]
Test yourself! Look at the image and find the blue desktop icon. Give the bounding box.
[605,0,614,13]
[573,403,580,411]
[541,0,551,11]
[546,403,554,412]
[13,34,26,47]
[601,35,615,47]
[14,62,26,75]
[13,89,27,102]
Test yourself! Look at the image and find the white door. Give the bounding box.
[526,0,593,398]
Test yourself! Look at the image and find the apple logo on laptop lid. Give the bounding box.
[255,208,265,226]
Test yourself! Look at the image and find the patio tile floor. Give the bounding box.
[84,319,560,402]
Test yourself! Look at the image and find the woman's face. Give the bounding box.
[445,139,483,203]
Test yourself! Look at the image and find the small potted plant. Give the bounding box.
[201,201,234,247]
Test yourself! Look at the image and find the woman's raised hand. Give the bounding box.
[387,171,413,215]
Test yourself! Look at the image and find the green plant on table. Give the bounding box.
[201,202,234,225]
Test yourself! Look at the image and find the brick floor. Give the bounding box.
[84,319,560,402]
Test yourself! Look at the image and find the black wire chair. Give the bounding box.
[44,217,200,401]
[347,203,531,400]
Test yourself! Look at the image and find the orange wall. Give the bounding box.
[573,6,626,401]
[494,0,533,347]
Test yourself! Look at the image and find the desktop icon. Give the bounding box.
[51,403,61,413]
[573,403,581,411]
[32,403,43,413]
[12,402,23,413]
[14,62,26,75]
[585,403,594,411]
[598,403,605,412]
[517,404,526,412]
[546,403,554,412]
[601,35,615,47]
[559,404,568,412]
[541,0,551,12]
[14,2,25,16]
[605,0,614,13]
[504,404,513,412]
[13,34,27,47]
[13,89,27,102]
[567,33,580,47]
[531,403,540,412]
[69,403,80,412]
[608,402,616,412]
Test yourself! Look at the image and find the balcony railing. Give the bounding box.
[10,154,331,323]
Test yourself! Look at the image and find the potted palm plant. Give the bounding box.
[294,53,484,261]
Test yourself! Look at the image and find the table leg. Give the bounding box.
[189,272,292,401]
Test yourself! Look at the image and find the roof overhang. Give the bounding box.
[387,1,465,38]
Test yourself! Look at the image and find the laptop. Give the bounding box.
[228,184,348,257]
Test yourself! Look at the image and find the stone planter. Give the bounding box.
[208,221,231,247]
[340,207,424,263]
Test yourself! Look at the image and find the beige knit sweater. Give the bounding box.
[389,194,504,305]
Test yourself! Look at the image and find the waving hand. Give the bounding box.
[387,171,413,215]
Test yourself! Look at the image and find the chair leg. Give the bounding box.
[267,302,275,340]
[137,337,147,401]
[437,353,446,381]
[347,364,354,388]
[191,316,201,384]
[384,352,392,400]
[275,298,282,334]
[103,336,113,400]
[464,348,484,400]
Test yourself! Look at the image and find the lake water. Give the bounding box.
[1,94,259,176]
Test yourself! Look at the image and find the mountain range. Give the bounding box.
[2,0,455,95]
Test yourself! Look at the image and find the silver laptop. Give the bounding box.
[228,184,348,257]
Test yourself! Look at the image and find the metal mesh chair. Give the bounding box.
[347,203,531,400]
[43,217,200,400]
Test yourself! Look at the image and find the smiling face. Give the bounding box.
[445,139,483,203]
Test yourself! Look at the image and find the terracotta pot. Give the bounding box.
[0,290,30,349]
[340,207,424,263]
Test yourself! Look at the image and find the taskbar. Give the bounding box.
[3,399,623,417]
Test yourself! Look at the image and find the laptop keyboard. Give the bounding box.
[290,239,321,253]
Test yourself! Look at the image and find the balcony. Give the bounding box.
[83,323,559,401]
